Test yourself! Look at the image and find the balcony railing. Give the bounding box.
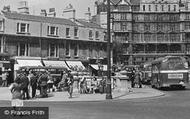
[133,51,185,55]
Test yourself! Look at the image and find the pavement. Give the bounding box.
[0,86,165,102]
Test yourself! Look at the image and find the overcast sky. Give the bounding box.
[0,0,97,18]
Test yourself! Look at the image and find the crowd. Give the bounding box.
[126,67,143,88]
[9,70,75,100]
[8,66,144,100]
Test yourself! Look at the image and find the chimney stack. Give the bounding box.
[40,9,47,16]
[63,4,76,21]
[48,8,56,17]
[85,7,91,22]
[3,5,11,12]
[18,1,29,14]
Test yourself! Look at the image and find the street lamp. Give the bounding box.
[106,0,112,99]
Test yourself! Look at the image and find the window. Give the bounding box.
[155,5,158,11]
[49,44,59,57]
[17,43,30,56]
[144,24,150,31]
[168,5,170,11]
[74,43,79,57]
[47,26,58,36]
[95,31,99,40]
[74,27,78,38]
[162,5,164,11]
[66,42,70,56]
[143,5,145,11]
[17,23,29,34]
[0,20,3,31]
[174,5,176,11]
[121,22,127,31]
[149,5,151,11]
[66,28,70,38]
[89,30,93,39]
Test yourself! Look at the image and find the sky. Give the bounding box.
[0,0,98,18]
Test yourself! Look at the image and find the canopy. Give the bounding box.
[66,61,85,71]
[14,59,43,70]
[43,60,69,69]
[90,64,107,71]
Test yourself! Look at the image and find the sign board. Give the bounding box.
[11,99,23,107]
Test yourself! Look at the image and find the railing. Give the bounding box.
[133,51,185,54]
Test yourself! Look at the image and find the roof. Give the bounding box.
[76,19,103,29]
[111,0,132,5]
[111,0,121,5]
[130,0,141,5]
[2,11,77,26]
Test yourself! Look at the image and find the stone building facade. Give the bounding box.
[95,0,190,65]
[0,11,107,70]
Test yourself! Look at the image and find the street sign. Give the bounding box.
[11,99,23,107]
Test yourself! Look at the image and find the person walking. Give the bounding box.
[21,72,30,100]
[130,68,136,88]
[29,72,37,98]
[38,71,48,98]
[15,71,30,100]
[66,70,74,98]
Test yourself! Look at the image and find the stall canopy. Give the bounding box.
[90,64,107,71]
[15,59,43,70]
[43,60,69,69]
[66,61,85,71]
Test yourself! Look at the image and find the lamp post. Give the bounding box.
[106,0,112,99]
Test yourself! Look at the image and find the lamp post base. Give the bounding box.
[106,84,112,99]
[106,93,112,99]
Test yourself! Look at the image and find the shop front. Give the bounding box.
[13,57,43,79]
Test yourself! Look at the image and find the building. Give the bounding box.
[95,0,190,66]
[0,5,107,81]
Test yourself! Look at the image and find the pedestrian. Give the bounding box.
[130,68,135,88]
[65,70,74,98]
[2,71,8,87]
[29,71,37,98]
[38,71,48,98]
[15,71,30,100]
[21,71,30,100]
[47,73,54,93]
[91,77,98,94]
[79,77,87,94]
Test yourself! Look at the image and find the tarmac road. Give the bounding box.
[0,87,190,119]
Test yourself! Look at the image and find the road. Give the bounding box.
[1,87,190,119]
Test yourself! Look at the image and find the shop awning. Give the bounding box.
[43,60,69,69]
[66,61,85,71]
[14,59,43,70]
[90,64,107,71]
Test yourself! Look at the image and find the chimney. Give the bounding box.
[40,9,47,16]
[18,1,29,14]
[48,8,56,17]
[63,4,76,21]
[3,5,11,12]
[85,7,91,22]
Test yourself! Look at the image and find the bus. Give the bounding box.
[150,56,189,89]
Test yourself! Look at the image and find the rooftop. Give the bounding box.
[2,11,77,26]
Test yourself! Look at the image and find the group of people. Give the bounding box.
[78,76,107,94]
[127,68,143,88]
[9,69,75,100]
